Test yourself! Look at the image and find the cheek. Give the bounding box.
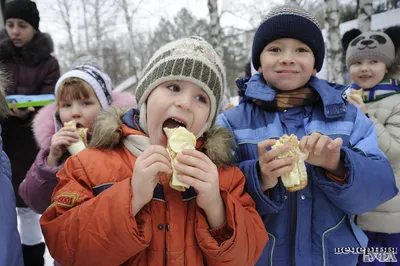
[349,69,359,80]
[26,29,35,39]
[58,109,70,124]
[90,107,102,120]
[5,27,12,36]
[375,68,386,80]
[146,109,157,133]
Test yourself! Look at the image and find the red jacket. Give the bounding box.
[40,109,268,266]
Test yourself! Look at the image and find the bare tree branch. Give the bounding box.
[56,0,76,57]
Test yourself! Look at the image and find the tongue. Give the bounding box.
[163,119,183,129]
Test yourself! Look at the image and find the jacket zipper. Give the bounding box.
[290,193,297,266]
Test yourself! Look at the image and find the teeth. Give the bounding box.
[172,118,186,126]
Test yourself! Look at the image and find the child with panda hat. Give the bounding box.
[343,26,400,265]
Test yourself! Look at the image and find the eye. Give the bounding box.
[370,60,378,64]
[296,47,309,53]
[267,47,281,53]
[167,84,180,92]
[83,101,92,105]
[195,94,208,104]
[61,103,71,108]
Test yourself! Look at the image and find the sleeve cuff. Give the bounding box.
[38,148,64,173]
[325,171,348,185]
[208,221,233,246]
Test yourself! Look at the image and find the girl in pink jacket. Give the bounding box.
[19,57,136,213]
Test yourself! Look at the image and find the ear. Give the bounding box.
[312,69,317,76]
[342,29,362,52]
[258,66,263,73]
[384,26,400,53]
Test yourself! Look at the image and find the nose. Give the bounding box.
[71,105,82,118]
[279,51,294,65]
[360,62,369,71]
[10,27,20,36]
[175,92,192,111]
[360,40,373,46]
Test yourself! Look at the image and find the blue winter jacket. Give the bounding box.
[216,74,399,266]
[0,124,24,266]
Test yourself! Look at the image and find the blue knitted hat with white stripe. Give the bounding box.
[252,4,325,72]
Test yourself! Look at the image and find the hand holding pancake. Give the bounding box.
[131,145,172,215]
[271,134,309,192]
[165,127,222,212]
[299,132,344,177]
[257,139,297,191]
[348,89,367,114]
[47,122,80,167]
[63,121,88,155]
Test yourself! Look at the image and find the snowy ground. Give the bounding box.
[44,247,53,266]
[16,209,53,265]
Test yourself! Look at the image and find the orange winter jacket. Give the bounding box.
[40,111,268,266]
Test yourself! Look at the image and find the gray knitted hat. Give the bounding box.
[346,31,395,69]
[135,36,226,137]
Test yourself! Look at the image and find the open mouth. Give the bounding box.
[162,117,187,130]
[162,117,187,140]
[76,122,85,128]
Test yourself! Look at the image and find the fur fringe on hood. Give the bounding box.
[0,69,10,119]
[32,91,136,150]
[0,29,55,66]
[90,107,236,167]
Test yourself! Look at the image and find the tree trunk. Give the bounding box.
[324,0,343,84]
[0,0,3,29]
[93,0,104,66]
[117,0,142,74]
[80,0,90,51]
[357,0,372,32]
[57,0,76,58]
[208,0,230,98]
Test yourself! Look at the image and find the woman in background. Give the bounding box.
[0,1,60,265]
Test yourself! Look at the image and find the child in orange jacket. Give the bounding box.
[40,36,268,266]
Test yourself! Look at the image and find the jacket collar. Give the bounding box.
[122,108,143,134]
[239,73,347,119]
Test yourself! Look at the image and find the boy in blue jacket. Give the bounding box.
[0,83,23,266]
[217,4,399,266]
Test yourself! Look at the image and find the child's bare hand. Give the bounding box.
[131,145,172,209]
[348,94,367,114]
[257,139,296,191]
[299,132,343,175]
[175,149,222,211]
[48,127,79,163]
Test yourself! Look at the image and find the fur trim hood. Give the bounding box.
[32,91,137,150]
[91,108,236,167]
[0,29,55,66]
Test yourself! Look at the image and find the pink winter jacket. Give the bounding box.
[19,91,136,213]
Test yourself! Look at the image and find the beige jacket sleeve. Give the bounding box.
[369,95,400,163]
